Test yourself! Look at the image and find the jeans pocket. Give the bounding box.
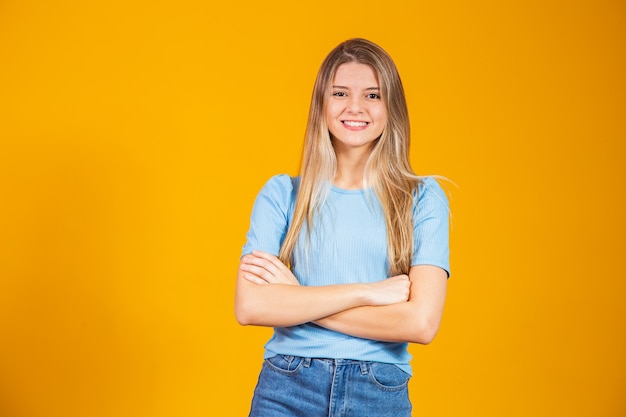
[368,362,411,391]
[264,355,305,375]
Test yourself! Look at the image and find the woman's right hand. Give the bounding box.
[365,274,411,306]
[239,250,300,286]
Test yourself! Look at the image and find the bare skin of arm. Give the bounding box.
[314,265,448,344]
[234,250,411,328]
[237,251,447,344]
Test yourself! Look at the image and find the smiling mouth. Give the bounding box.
[342,121,368,127]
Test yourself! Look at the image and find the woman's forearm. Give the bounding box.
[314,302,438,344]
[235,272,373,327]
[315,265,448,344]
[234,252,410,328]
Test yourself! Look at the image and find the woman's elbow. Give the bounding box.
[235,297,277,327]
[407,318,441,345]
[411,328,439,345]
[234,298,258,326]
[234,280,265,326]
[235,308,251,326]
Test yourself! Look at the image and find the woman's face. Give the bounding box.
[326,62,388,154]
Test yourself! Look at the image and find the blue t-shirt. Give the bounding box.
[242,175,450,374]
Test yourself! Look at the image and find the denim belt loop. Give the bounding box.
[359,361,368,375]
[302,357,312,368]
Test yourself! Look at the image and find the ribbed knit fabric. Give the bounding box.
[242,175,450,375]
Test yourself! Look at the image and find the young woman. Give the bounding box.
[235,38,450,417]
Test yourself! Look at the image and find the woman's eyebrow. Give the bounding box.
[332,85,380,90]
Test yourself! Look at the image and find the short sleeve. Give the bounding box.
[241,174,296,258]
[412,177,451,277]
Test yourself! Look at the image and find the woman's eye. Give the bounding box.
[367,93,381,99]
[332,91,347,97]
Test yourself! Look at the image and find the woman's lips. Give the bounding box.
[342,121,369,130]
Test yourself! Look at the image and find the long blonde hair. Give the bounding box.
[278,38,420,276]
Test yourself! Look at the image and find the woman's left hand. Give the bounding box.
[239,250,300,286]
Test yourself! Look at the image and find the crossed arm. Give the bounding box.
[234,250,447,344]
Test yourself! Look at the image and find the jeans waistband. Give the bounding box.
[301,357,369,374]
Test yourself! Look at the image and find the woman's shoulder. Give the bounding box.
[414,177,450,210]
[257,174,300,204]
[261,174,299,192]
[417,176,444,194]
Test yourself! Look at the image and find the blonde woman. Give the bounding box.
[235,38,450,417]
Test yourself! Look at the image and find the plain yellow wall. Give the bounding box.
[0,0,624,416]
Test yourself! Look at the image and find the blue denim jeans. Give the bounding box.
[248,356,412,417]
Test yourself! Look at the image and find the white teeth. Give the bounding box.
[343,121,367,127]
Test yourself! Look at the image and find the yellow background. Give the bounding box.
[0,0,624,416]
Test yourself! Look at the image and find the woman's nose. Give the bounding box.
[346,96,364,113]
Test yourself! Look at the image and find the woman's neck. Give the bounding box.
[333,147,371,190]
